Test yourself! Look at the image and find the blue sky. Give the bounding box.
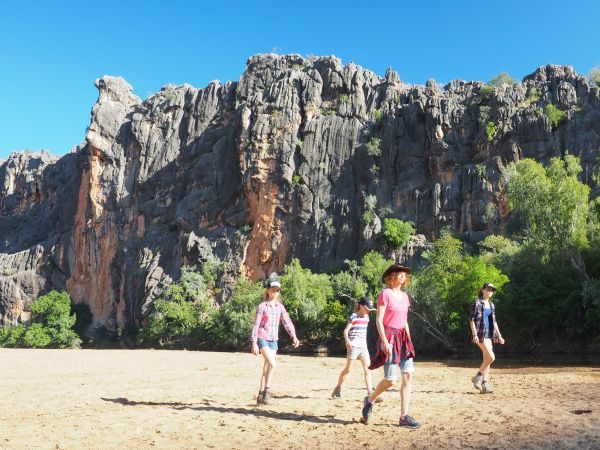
[1,0,599,159]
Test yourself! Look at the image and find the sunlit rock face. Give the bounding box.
[1,57,599,328]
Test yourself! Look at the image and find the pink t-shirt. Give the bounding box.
[377,288,409,329]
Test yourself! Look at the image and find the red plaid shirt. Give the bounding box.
[251,301,296,343]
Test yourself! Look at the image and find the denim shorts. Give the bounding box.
[383,356,415,381]
[257,339,278,351]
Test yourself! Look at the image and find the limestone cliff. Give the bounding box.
[1,55,599,329]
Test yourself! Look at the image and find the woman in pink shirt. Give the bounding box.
[361,264,420,429]
[250,280,299,405]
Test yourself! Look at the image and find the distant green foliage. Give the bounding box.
[475,163,487,179]
[324,218,335,236]
[382,218,416,248]
[373,108,383,122]
[485,121,497,142]
[365,194,377,211]
[366,137,382,157]
[412,235,508,349]
[0,291,80,348]
[363,210,374,225]
[292,175,302,185]
[203,277,263,350]
[490,72,517,86]
[482,203,498,224]
[519,87,541,108]
[339,93,349,103]
[480,85,495,102]
[358,251,395,300]
[544,103,567,130]
[589,66,600,87]
[322,108,337,116]
[138,266,212,348]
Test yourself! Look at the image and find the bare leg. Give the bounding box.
[359,355,373,394]
[477,339,495,379]
[400,372,413,417]
[335,358,353,388]
[369,378,393,402]
[259,346,277,391]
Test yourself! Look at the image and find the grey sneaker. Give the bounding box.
[481,381,494,394]
[360,396,373,424]
[262,388,272,404]
[331,386,341,398]
[256,390,264,405]
[399,415,421,429]
[472,374,483,391]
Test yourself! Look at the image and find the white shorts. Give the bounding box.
[347,346,369,360]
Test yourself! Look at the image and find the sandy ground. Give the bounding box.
[0,349,598,449]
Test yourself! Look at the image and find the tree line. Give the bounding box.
[1,155,599,354]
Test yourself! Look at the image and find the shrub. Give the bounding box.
[490,72,517,86]
[480,85,495,102]
[382,218,416,248]
[366,137,382,157]
[0,325,26,347]
[23,323,52,348]
[29,291,80,348]
[544,103,567,130]
[486,121,497,142]
[363,210,374,225]
[203,277,263,350]
[589,66,600,87]
[373,109,383,122]
[339,94,349,103]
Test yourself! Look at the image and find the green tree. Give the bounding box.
[138,266,213,347]
[281,258,333,340]
[28,291,80,348]
[203,277,263,350]
[505,155,591,278]
[358,251,394,299]
[411,235,508,351]
[589,66,600,87]
[544,103,567,130]
[490,72,517,86]
[381,218,416,248]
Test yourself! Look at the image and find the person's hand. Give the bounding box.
[251,342,259,355]
[471,334,479,344]
[345,341,352,350]
[382,340,392,356]
[498,336,505,345]
[292,337,300,348]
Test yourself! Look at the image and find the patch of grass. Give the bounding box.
[544,103,567,130]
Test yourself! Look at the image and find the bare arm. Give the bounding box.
[375,304,391,355]
[343,322,353,349]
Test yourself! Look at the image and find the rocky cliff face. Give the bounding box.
[1,55,599,329]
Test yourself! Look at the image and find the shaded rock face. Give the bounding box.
[1,56,599,328]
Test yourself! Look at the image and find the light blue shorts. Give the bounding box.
[257,339,278,352]
[383,355,415,381]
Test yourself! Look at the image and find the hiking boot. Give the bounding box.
[331,386,341,398]
[481,381,494,394]
[262,388,272,404]
[399,415,421,429]
[360,396,373,424]
[471,374,483,391]
[256,390,264,405]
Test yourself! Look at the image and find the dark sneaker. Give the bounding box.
[360,396,373,424]
[399,415,421,429]
[481,381,494,394]
[472,374,483,391]
[331,386,341,398]
[262,388,271,404]
[256,391,264,405]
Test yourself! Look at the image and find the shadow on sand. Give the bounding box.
[101,397,355,424]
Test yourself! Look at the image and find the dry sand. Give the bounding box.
[0,349,598,449]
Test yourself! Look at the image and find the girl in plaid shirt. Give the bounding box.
[469,283,505,394]
[251,279,299,405]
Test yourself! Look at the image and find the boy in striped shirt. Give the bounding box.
[331,297,376,398]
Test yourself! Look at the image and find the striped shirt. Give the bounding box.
[347,313,369,347]
[251,301,296,343]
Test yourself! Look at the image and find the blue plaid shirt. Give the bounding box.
[469,298,500,343]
